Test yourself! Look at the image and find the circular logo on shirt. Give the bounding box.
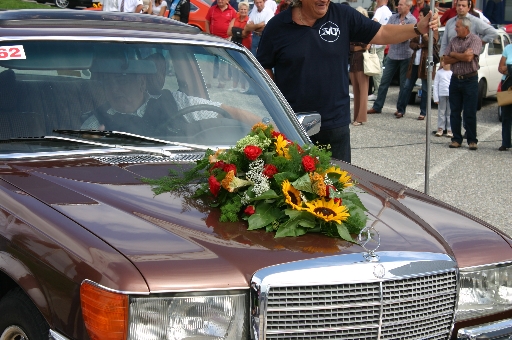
[319,21,340,42]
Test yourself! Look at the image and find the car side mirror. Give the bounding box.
[296,112,321,137]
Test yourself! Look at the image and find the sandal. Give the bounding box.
[417,115,425,120]
[352,122,363,126]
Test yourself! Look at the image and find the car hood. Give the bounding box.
[2,157,511,292]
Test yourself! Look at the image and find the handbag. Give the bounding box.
[497,80,512,106]
[231,27,244,45]
[432,41,440,65]
[363,47,381,77]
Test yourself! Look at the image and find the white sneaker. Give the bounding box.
[349,93,354,100]
[368,94,377,101]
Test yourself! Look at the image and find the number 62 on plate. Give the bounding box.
[0,45,26,60]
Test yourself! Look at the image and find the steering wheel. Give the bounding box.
[163,104,231,129]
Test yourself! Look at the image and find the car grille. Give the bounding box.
[264,271,457,340]
[94,153,205,164]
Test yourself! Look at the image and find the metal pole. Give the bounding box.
[424,0,436,195]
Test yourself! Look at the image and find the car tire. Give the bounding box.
[477,79,486,111]
[54,0,76,8]
[0,287,49,340]
[498,106,503,122]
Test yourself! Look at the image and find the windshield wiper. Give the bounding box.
[53,129,210,151]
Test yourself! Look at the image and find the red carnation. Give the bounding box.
[301,155,316,172]
[334,198,343,205]
[208,175,221,197]
[263,164,278,178]
[244,205,255,215]
[223,163,237,175]
[244,145,262,161]
[211,160,226,172]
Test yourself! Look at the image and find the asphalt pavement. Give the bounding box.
[349,84,512,236]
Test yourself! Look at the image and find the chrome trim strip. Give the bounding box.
[49,330,70,340]
[147,286,250,293]
[81,279,149,295]
[457,318,512,340]
[250,251,457,340]
[459,260,512,272]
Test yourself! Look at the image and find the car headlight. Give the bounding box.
[457,264,512,321]
[127,291,248,339]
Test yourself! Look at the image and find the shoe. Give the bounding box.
[446,131,453,138]
[469,143,478,150]
[449,141,461,148]
[435,128,443,137]
[352,121,363,126]
[395,113,404,118]
[499,146,509,151]
[367,108,381,114]
[368,94,377,101]
[393,111,399,116]
[417,115,425,120]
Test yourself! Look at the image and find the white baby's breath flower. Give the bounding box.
[246,159,270,197]
[235,135,271,152]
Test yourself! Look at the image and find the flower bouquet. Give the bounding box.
[146,123,368,243]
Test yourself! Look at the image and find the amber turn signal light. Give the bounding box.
[80,281,129,340]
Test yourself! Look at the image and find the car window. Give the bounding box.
[488,36,503,55]
[0,41,305,154]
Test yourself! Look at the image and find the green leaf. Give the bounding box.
[342,200,368,234]
[340,191,368,211]
[337,224,354,242]
[247,202,283,230]
[251,189,279,201]
[292,174,314,193]
[273,172,299,186]
[284,209,317,228]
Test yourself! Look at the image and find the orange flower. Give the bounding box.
[310,172,326,197]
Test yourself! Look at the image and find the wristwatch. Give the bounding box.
[413,23,422,36]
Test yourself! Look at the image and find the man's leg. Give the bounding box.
[462,76,479,145]
[396,58,411,104]
[251,34,261,55]
[371,46,385,96]
[449,77,464,145]
[372,58,400,112]
[396,65,418,115]
[310,125,351,163]
[419,78,428,117]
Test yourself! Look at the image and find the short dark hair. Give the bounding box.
[420,5,430,17]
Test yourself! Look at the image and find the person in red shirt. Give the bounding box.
[206,0,237,87]
[227,1,252,91]
[440,0,457,25]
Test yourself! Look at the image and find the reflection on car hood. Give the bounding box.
[1,157,511,292]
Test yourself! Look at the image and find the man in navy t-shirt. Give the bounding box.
[257,0,438,163]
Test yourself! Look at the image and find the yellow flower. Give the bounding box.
[325,166,353,188]
[221,170,252,192]
[208,149,224,164]
[309,172,326,197]
[282,180,302,210]
[305,198,349,224]
[275,135,290,159]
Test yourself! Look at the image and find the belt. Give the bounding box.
[453,71,478,79]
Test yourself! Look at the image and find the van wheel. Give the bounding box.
[477,79,486,111]
[0,288,49,340]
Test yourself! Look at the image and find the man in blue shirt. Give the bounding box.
[257,0,438,163]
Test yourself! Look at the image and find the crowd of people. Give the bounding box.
[100,0,511,158]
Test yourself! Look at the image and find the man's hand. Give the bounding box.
[417,10,439,34]
[464,48,474,57]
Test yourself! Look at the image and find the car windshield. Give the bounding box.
[0,40,305,156]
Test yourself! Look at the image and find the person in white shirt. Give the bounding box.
[102,0,143,12]
[244,0,274,55]
[368,0,392,101]
[433,62,453,137]
[264,0,277,14]
[145,0,168,16]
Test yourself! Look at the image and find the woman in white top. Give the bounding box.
[146,0,168,16]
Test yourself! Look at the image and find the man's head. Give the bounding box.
[397,0,412,16]
[102,73,147,113]
[254,0,265,12]
[376,0,388,7]
[455,17,471,38]
[216,0,229,9]
[416,0,424,8]
[238,1,249,15]
[456,0,469,17]
[295,0,330,19]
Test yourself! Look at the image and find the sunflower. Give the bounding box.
[325,166,353,188]
[275,134,290,159]
[309,172,326,197]
[305,198,349,224]
[282,180,303,210]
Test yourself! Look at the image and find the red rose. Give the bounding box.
[223,163,237,175]
[263,164,278,178]
[244,145,262,161]
[244,205,255,215]
[334,198,343,205]
[301,155,316,172]
[208,175,221,197]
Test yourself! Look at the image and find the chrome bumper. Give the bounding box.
[458,318,512,340]
[48,330,70,340]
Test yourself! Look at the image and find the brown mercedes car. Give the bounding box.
[0,9,512,340]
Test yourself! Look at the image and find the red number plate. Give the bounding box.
[0,45,26,60]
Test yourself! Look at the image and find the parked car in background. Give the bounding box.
[35,0,93,9]
[410,26,510,110]
[164,0,211,31]
[3,9,512,340]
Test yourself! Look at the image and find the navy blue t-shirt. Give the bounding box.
[257,5,380,130]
